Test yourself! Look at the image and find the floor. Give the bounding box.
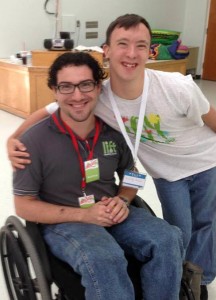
[0,78,216,299]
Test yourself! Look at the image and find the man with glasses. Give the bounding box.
[12,51,183,300]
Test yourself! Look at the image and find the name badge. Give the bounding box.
[78,194,95,208]
[122,170,147,189]
[84,158,100,183]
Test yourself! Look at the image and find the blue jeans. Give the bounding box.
[153,167,216,284]
[42,206,183,300]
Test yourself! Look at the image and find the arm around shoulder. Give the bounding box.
[7,107,50,169]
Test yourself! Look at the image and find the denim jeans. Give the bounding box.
[42,206,183,300]
[153,166,216,284]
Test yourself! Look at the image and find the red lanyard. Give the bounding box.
[52,113,100,193]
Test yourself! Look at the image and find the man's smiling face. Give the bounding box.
[55,65,101,124]
[103,23,151,82]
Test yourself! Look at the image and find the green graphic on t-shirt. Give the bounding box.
[122,114,175,144]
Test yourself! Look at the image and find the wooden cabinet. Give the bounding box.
[28,67,54,112]
[0,61,30,117]
[0,60,53,118]
[146,59,187,74]
[186,47,199,76]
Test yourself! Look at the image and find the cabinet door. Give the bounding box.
[0,63,30,117]
[29,67,54,111]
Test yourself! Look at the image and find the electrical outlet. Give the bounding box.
[76,20,80,28]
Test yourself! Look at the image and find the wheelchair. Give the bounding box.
[0,196,157,300]
[0,196,194,300]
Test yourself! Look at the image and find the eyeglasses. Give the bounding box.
[56,80,97,94]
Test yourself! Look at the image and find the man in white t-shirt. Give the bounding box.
[8,14,216,300]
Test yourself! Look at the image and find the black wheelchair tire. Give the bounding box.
[0,225,38,300]
[1,216,52,300]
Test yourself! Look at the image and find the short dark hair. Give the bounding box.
[105,14,152,45]
[48,52,107,89]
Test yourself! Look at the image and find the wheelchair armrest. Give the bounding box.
[132,195,156,216]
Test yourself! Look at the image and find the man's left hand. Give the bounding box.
[101,196,129,224]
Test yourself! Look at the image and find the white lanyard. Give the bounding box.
[108,71,149,164]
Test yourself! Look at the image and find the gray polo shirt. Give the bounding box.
[13,111,134,207]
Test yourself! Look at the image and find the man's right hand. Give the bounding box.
[82,201,116,227]
[7,138,31,169]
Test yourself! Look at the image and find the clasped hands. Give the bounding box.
[86,196,129,227]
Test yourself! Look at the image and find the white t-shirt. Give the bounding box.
[46,101,59,114]
[46,69,216,181]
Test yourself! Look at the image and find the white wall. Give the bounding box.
[0,1,54,56]
[181,0,210,74]
[0,0,209,74]
[61,0,187,46]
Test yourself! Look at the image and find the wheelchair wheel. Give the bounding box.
[0,216,52,300]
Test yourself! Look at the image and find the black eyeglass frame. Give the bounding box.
[56,80,98,94]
